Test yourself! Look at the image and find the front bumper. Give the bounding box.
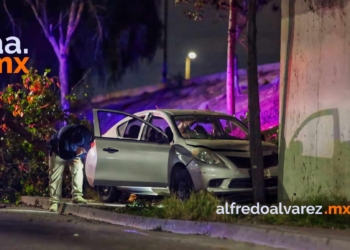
[210,187,278,203]
[186,159,278,200]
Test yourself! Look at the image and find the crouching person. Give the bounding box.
[47,124,93,212]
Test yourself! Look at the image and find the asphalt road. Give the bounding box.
[0,207,280,250]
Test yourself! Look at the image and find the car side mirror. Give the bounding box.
[261,134,266,141]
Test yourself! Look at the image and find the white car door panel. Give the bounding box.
[91,109,170,188]
[94,138,170,187]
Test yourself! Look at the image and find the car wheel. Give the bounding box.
[173,169,194,201]
[97,186,121,203]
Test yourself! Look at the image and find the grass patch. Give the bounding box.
[112,191,350,229]
[261,194,350,229]
[84,186,99,201]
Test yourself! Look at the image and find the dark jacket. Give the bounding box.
[49,124,93,161]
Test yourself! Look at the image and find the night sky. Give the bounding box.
[97,0,281,95]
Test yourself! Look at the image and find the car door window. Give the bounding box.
[123,118,143,139]
[117,121,128,137]
[219,119,248,140]
[146,116,173,142]
[98,110,145,139]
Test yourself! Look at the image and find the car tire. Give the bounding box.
[173,169,194,201]
[97,186,121,203]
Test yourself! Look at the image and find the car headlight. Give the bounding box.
[191,148,223,165]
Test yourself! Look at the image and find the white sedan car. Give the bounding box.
[85,109,278,202]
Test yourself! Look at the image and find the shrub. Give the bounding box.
[159,190,229,221]
[0,69,91,203]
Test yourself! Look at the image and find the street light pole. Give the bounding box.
[185,56,191,80]
[185,52,196,80]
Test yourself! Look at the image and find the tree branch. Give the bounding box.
[71,68,92,93]
[238,35,248,50]
[66,0,77,44]
[3,0,21,36]
[88,0,105,58]
[53,12,69,29]
[31,0,46,31]
[59,11,64,51]
[65,0,84,49]
[0,108,47,153]
[41,0,48,28]
[26,0,60,58]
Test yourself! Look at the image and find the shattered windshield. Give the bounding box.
[173,115,249,140]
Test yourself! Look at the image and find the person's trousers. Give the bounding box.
[48,153,84,204]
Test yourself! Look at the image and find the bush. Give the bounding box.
[0,69,91,203]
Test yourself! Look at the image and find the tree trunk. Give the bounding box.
[234,56,241,94]
[226,0,237,116]
[247,0,266,204]
[162,0,168,84]
[59,56,70,112]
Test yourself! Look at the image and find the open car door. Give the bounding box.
[90,109,171,188]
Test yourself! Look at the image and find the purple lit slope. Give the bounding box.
[87,63,280,131]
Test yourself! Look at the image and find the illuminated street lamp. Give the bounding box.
[185,52,196,80]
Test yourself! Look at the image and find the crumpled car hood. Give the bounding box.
[185,139,278,152]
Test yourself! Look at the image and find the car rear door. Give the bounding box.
[92,109,171,188]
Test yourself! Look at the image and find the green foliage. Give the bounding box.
[69,82,96,113]
[175,0,275,42]
[175,0,231,21]
[0,69,91,203]
[115,191,232,222]
[262,126,279,145]
[175,0,275,20]
[159,191,229,221]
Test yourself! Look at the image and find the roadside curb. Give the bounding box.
[20,196,70,210]
[20,196,350,250]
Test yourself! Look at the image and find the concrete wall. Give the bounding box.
[279,0,350,201]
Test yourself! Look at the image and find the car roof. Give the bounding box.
[137,109,231,117]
